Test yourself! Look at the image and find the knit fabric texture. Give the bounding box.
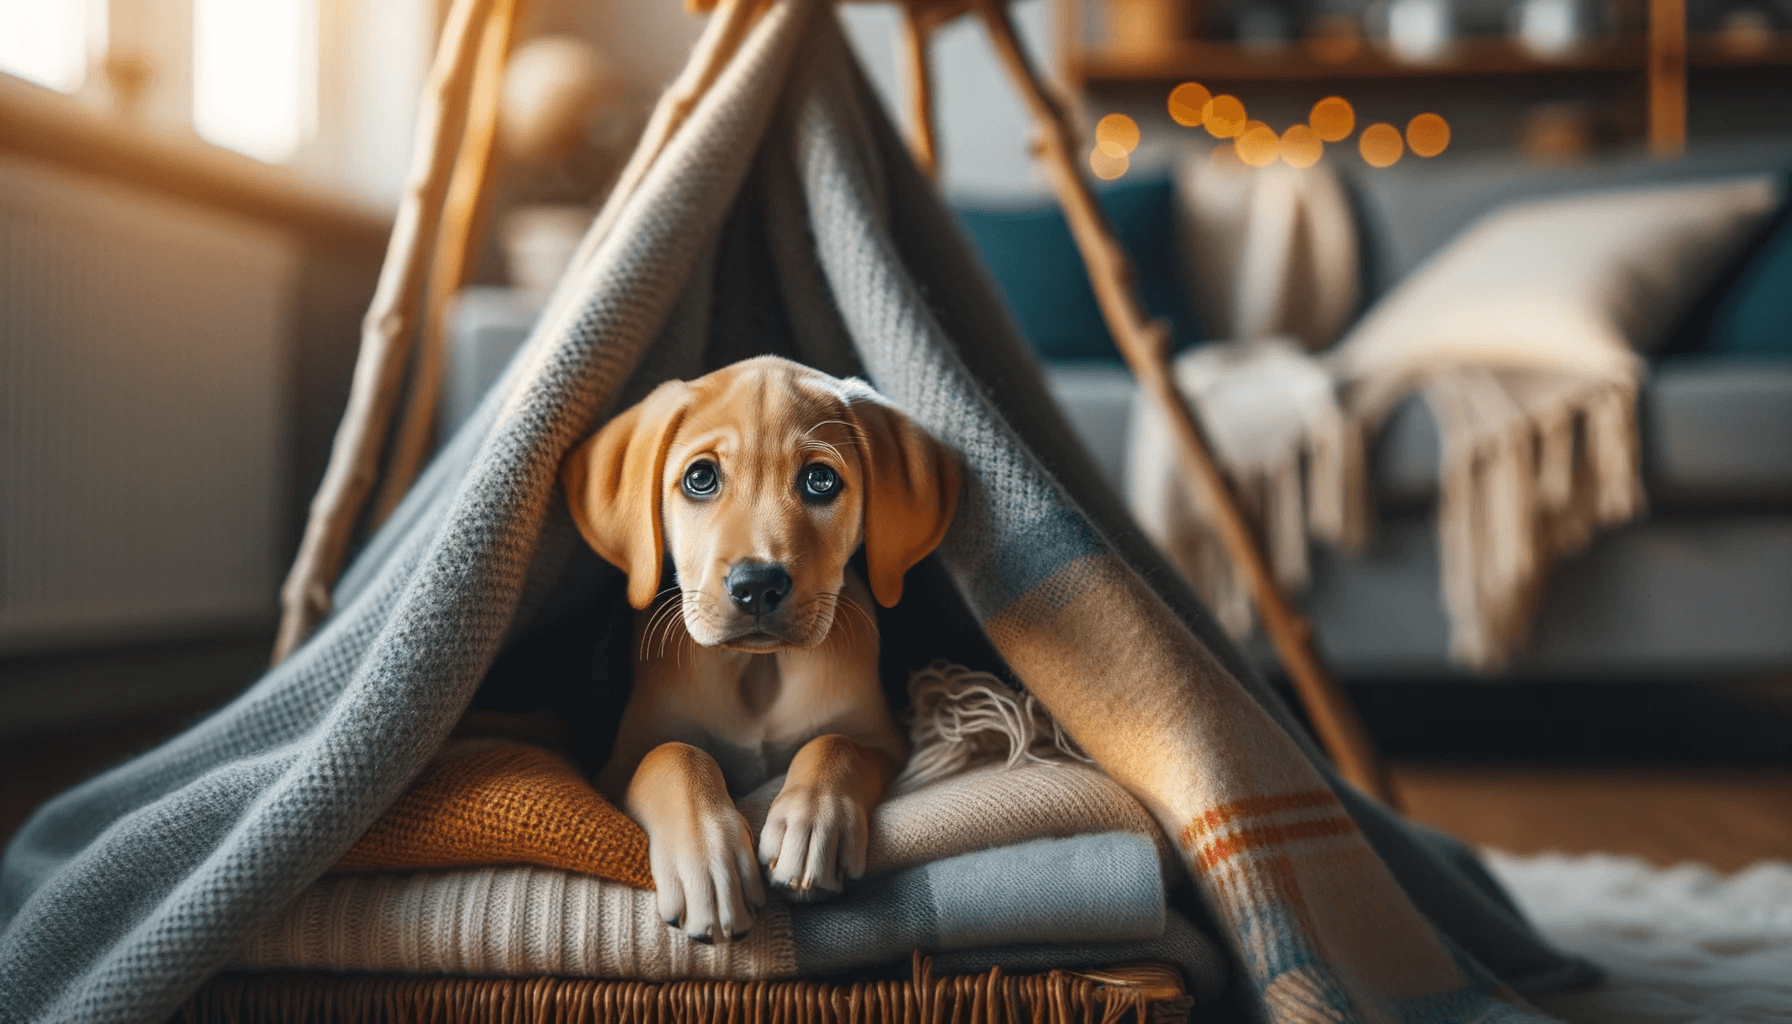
[234,835,1226,996]
[0,5,1596,1023]
[330,740,653,889]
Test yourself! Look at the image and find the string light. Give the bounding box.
[1202,95,1248,138]
[1235,123,1281,166]
[1167,82,1211,127]
[1090,145,1129,180]
[1096,113,1141,154]
[1309,96,1355,142]
[1406,112,1450,157]
[1359,122,1404,167]
[1280,124,1324,168]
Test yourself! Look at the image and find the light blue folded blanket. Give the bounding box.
[792,833,1166,970]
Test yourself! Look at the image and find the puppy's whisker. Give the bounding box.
[663,590,704,661]
[803,418,869,445]
[657,601,687,661]
[640,594,685,662]
[652,594,692,662]
[799,440,845,463]
[834,594,876,647]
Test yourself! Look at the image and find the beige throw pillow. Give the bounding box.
[1331,177,1780,396]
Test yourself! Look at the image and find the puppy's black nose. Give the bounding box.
[727,562,791,614]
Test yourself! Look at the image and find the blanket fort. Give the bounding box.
[0,4,1596,1022]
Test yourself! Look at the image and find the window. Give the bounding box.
[192,0,316,163]
[0,0,97,92]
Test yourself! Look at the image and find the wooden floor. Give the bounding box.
[1395,763,1792,871]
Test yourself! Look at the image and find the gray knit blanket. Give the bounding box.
[0,5,1596,1023]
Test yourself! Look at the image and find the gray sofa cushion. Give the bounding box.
[1293,515,1792,680]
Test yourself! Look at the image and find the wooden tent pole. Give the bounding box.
[273,0,497,664]
[373,0,524,526]
[967,0,1399,807]
[898,3,942,180]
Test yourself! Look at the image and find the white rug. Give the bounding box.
[1487,852,1792,1024]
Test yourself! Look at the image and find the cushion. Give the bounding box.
[953,177,1198,362]
[1703,192,1792,356]
[1330,176,1780,384]
[1174,154,1359,350]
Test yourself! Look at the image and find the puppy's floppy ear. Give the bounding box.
[562,380,693,610]
[845,389,962,608]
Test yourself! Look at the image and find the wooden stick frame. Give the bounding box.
[960,0,1399,807]
[373,0,524,526]
[273,0,498,663]
[276,0,1397,808]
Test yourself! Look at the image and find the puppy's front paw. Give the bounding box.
[758,785,869,902]
[649,804,766,944]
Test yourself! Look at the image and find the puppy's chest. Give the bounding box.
[655,653,853,793]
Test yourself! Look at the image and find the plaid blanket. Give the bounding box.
[0,4,1595,1022]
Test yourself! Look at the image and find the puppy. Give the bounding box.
[562,356,961,944]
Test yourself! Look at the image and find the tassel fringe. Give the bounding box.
[893,662,1093,795]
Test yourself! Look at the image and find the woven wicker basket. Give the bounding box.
[172,956,1193,1024]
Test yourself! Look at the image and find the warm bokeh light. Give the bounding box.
[1167,82,1212,127]
[1309,96,1355,143]
[1406,112,1451,157]
[193,0,315,162]
[0,0,89,92]
[1359,122,1404,167]
[1090,144,1129,180]
[1280,124,1323,168]
[1235,124,1281,167]
[1096,113,1141,154]
[1202,95,1247,138]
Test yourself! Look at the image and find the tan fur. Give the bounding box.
[563,356,960,944]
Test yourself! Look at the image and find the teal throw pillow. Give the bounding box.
[954,176,1200,362]
[1705,183,1792,356]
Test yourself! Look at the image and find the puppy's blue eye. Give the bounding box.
[800,463,839,503]
[682,460,719,498]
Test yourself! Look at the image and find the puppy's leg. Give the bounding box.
[627,741,767,943]
[759,735,899,901]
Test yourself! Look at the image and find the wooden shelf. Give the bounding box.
[1074,32,1792,85]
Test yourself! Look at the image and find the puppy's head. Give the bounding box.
[563,356,960,651]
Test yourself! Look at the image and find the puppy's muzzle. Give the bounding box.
[727,561,792,616]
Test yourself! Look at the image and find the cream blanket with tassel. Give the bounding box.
[1133,167,1778,668]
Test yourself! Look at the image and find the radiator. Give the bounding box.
[0,153,298,655]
